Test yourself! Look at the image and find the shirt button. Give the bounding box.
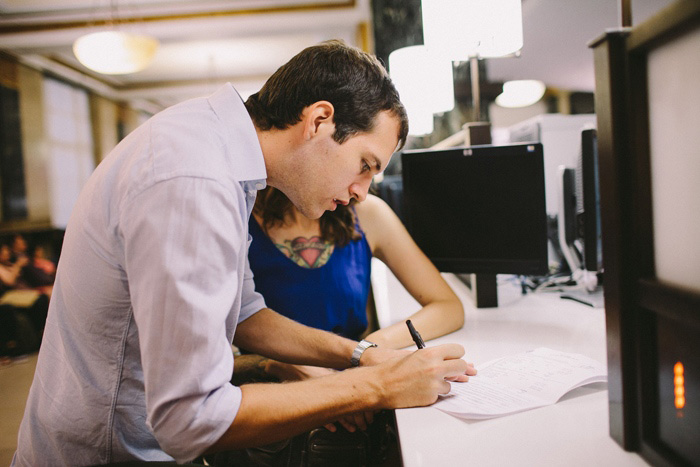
[255,182,264,190]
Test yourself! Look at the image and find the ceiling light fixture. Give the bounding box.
[389,45,455,136]
[422,0,523,121]
[495,80,547,108]
[73,31,159,75]
[421,0,523,60]
[73,1,159,75]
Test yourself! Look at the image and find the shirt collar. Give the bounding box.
[207,83,267,185]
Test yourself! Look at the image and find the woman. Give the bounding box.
[242,186,464,382]
[213,187,466,465]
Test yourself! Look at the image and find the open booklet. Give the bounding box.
[433,347,607,420]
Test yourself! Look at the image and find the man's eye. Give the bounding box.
[361,161,370,172]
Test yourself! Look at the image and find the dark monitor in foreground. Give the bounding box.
[576,128,603,273]
[401,143,548,276]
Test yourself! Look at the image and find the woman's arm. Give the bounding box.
[356,195,464,348]
[234,307,403,368]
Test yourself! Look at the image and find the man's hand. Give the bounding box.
[446,364,476,382]
[324,410,375,433]
[209,343,476,452]
[358,343,476,383]
[371,343,476,408]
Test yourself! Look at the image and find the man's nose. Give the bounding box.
[350,177,371,202]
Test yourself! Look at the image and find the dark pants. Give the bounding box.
[203,410,399,467]
[92,463,201,466]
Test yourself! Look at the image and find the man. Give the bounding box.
[13,40,475,466]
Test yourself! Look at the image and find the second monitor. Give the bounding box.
[401,143,549,281]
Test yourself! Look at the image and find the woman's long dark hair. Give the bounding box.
[253,187,361,247]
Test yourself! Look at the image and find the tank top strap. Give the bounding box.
[350,205,365,236]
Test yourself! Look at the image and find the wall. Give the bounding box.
[0,56,145,231]
[17,65,50,225]
[0,56,27,222]
[90,94,119,165]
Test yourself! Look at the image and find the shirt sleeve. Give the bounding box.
[120,175,245,462]
[239,234,266,321]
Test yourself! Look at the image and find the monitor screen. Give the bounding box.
[401,143,548,275]
[575,128,603,273]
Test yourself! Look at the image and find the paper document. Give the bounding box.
[433,347,607,420]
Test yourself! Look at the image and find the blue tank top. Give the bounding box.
[248,216,372,340]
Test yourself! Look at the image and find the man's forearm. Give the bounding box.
[208,365,382,451]
[208,343,471,453]
[234,308,358,369]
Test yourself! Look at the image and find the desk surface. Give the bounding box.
[370,260,647,467]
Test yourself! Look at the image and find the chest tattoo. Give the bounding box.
[275,236,335,268]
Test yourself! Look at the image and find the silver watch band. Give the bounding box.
[350,339,377,367]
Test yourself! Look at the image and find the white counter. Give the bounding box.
[370,259,648,466]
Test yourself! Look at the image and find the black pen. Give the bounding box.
[406,319,425,349]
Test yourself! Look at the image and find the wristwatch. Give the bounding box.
[350,339,377,367]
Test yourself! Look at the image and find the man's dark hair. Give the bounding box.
[245,40,409,148]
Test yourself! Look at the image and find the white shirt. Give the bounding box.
[13,84,267,466]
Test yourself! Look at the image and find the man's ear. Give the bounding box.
[303,101,335,141]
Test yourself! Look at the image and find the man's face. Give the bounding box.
[282,110,400,219]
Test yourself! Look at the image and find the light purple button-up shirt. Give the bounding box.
[13,84,267,466]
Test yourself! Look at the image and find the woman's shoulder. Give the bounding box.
[354,193,390,219]
[354,194,399,251]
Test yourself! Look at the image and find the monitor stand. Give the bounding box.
[456,273,498,308]
[454,123,498,308]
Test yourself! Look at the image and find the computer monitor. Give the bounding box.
[575,128,603,273]
[557,166,580,273]
[556,127,604,302]
[401,143,548,276]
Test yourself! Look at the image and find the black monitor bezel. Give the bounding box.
[401,143,549,276]
[577,128,603,273]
